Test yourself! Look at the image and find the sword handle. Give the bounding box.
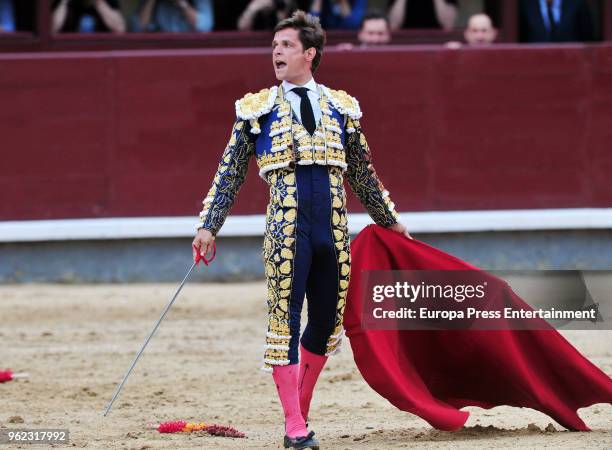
[193,241,216,266]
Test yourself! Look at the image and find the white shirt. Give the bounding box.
[282,78,322,126]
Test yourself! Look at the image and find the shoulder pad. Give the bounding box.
[235,86,278,120]
[320,85,362,120]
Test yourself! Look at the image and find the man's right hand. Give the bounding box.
[192,228,215,262]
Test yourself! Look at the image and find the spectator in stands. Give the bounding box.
[464,13,497,45]
[445,13,497,48]
[237,0,297,31]
[309,0,366,30]
[358,10,391,45]
[336,9,391,50]
[520,0,594,43]
[137,0,213,32]
[0,0,15,32]
[52,0,126,33]
[388,0,457,31]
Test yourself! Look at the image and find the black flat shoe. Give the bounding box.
[283,430,320,449]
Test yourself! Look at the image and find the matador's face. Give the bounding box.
[272,28,315,83]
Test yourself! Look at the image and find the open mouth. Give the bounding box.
[275,61,287,69]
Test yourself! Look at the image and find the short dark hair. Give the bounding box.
[274,10,326,72]
[360,10,390,31]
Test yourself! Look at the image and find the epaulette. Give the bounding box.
[319,85,362,120]
[235,86,278,120]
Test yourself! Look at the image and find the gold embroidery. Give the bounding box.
[258,148,294,170]
[235,87,277,120]
[324,87,362,119]
[198,120,255,235]
[262,167,298,370]
[325,166,350,356]
[270,115,292,136]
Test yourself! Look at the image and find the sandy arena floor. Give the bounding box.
[1,282,611,449]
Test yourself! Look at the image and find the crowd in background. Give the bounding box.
[0,0,599,45]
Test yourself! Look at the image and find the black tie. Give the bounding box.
[292,87,316,135]
[546,2,557,39]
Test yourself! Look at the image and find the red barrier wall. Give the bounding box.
[1,44,612,221]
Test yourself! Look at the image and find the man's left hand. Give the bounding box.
[389,222,414,240]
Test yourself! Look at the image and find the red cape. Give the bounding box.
[345,224,612,431]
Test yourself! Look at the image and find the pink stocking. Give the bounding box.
[272,364,308,438]
[298,344,328,422]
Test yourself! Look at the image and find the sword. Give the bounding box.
[103,242,216,416]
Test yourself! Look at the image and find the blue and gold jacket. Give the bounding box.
[197,84,399,235]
